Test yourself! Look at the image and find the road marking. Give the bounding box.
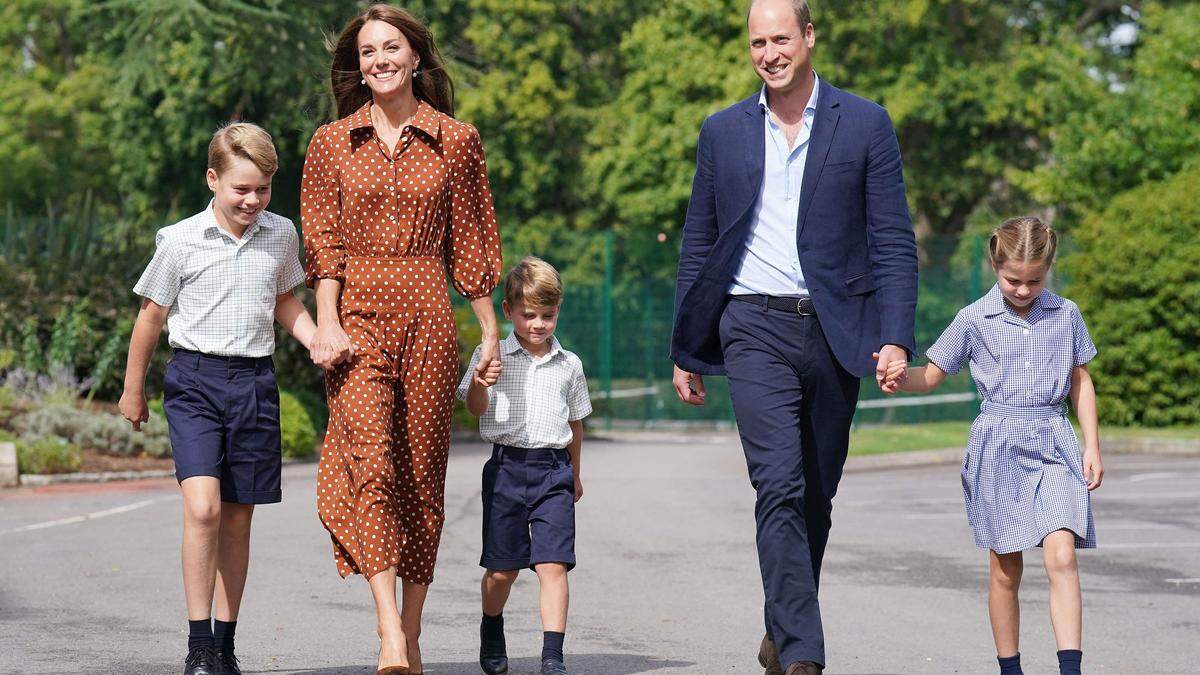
[1127,472,1186,482]
[0,497,170,536]
[1164,578,1200,584]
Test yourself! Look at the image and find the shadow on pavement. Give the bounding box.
[269,653,693,674]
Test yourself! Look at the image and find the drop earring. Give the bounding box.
[360,77,366,84]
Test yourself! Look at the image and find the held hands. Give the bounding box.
[873,345,909,394]
[118,389,149,431]
[310,321,355,371]
[474,338,502,388]
[672,365,706,406]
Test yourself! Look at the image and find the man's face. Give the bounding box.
[748,0,815,96]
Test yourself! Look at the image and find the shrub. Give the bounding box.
[1063,165,1200,426]
[12,402,171,457]
[280,390,317,459]
[16,436,83,474]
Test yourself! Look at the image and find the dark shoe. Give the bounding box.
[217,651,241,675]
[479,637,508,674]
[541,658,567,675]
[784,662,822,675]
[758,634,783,675]
[183,646,221,675]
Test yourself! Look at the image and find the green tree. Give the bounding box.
[1064,166,1200,426]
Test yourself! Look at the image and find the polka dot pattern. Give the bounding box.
[300,100,503,585]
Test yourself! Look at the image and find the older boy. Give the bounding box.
[119,123,336,675]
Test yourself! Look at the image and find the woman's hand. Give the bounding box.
[474,338,501,387]
[311,321,354,371]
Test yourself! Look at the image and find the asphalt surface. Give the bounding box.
[2,437,1197,674]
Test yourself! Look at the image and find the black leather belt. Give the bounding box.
[730,294,816,315]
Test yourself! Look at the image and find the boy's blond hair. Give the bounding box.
[504,256,563,308]
[208,122,278,176]
[987,216,1058,269]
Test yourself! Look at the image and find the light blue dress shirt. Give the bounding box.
[729,75,820,297]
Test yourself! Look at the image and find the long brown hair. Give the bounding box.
[987,216,1058,269]
[328,4,454,119]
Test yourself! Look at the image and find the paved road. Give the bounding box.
[2,437,1197,674]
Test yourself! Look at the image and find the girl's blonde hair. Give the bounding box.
[987,216,1058,269]
[504,256,562,308]
[208,122,278,176]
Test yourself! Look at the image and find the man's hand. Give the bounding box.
[672,365,706,406]
[872,351,908,394]
[573,471,584,503]
[875,344,908,392]
[119,389,149,431]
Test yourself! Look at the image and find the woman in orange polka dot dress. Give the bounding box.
[302,6,501,673]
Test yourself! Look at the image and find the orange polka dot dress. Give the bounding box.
[301,100,502,584]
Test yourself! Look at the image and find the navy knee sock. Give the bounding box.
[542,631,565,663]
[1058,649,1082,675]
[998,653,1023,675]
[214,619,237,655]
[481,612,505,645]
[188,618,214,651]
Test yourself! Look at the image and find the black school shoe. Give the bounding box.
[183,646,221,675]
[218,650,241,675]
[541,658,567,675]
[479,638,508,674]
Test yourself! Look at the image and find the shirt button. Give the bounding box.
[1024,361,1030,368]
[1023,328,1030,335]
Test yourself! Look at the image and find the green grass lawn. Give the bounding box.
[849,421,971,455]
[849,421,1200,456]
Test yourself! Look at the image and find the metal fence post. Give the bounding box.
[601,229,614,430]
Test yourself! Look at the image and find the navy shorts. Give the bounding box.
[480,445,576,572]
[163,349,283,505]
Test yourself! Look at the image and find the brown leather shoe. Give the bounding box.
[758,634,783,675]
[784,662,822,675]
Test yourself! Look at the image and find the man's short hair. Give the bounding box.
[748,0,812,29]
[504,256,563,308]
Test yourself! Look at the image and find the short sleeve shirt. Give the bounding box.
[133,203,306,357]
[456,333,592,449]
[926,285,1097,407]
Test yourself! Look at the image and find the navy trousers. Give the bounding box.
[718,298,860,668]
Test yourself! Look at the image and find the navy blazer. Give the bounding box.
[670,79,918,379]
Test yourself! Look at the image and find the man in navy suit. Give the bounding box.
[670,1,917,672]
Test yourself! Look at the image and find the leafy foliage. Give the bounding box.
[1063,166,1200,426]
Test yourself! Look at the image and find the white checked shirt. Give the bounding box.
[456,333,592,449]
[133,202,306,357]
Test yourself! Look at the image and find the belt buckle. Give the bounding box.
[796,298,813,315]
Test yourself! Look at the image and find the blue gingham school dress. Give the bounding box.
[926,285,1098,553]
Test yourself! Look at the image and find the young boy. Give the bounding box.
[457,256,592,675]
[119,123,337,675]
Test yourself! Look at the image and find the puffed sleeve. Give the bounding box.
[1070,303,1098,366]
[300,124,346,288]
[445,126,502,299]
[926,309,973,375]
